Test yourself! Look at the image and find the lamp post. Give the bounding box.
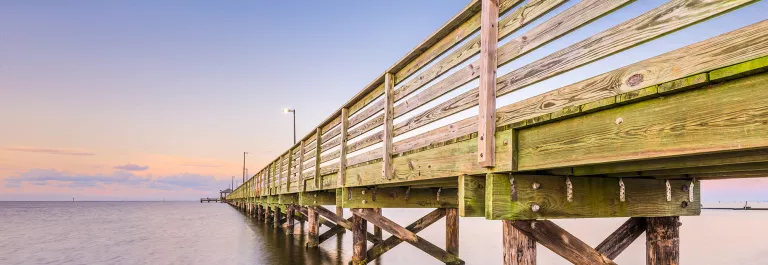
[231,176,234,190]
[283,108,296,144]
[243,152,250,184]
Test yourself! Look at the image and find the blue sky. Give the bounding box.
[0,0,766,200]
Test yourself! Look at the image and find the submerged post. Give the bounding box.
[274,206,282,228]
[351,212,368,265]
[646,217,680,265]
[373,208,382,239]
[286,206,295,235]
[307,207,320,247]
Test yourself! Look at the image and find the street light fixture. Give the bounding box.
[243,152,250,184]
[283,108,296,144]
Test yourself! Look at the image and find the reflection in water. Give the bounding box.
[1,202,767,265]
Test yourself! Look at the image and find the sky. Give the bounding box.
[1,0,766,201]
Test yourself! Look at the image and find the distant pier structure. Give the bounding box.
[222,0,768,264]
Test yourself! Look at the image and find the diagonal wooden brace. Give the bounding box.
[596,217,647,260]
[311,206,382,244]
[318,217,353,244]
[366,208,446,262]
[511,220,616,265]
[351,208,464,265]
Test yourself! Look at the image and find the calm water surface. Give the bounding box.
[1,201,767,264]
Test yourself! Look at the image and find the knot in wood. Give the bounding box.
[627,73,644,86]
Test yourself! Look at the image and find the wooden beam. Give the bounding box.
[299,191,336,206]
[339,108,349,187]
[517,72,768,171]
[458,174,485,217]
[351,208,463,265]
[351,212,368,265]
[502,220,536,265]
[306,207,320,248]
[382,72,395,180]
[478,0,498,168]
[595,217,647,260]
[485,174,700,220]
[318,217,350,244]
[512,220,616,265]
[367,208,446,261]
[373,208,382,239]
[342,187,458,209]
[273,204,282,228]
[646,217,680,265]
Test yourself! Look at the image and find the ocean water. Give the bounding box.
[1,201,766,265]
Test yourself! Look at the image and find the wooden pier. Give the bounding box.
[225,0,768,264]
[200,198,221,203]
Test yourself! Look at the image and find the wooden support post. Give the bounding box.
[299,140,305,191]
[265,206,272,223]
[287,149,293,193]
[646,217,680,265]
[382,72,395,179]
[273,206,282,228]
[306,207,320,248]
[596,217,647,260]
[286,206,295,235]
[336,206,345,234]
[314,128,322,189]
[502,220,536,265]
[511,220,615,265]
[478,0,498,168]
[351,208,463,265]
[351,211,368,265]
[257,204,263,220]
[446,208,459,258]
[311,205,381,244]
[339,108,349,186]
[374,208,383,239]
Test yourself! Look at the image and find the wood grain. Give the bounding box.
[502,220,536,265]
[595,217,646,260]
[512,220,616,265]
[478,0,499,168]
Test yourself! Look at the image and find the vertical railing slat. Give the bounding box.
[478,0,499,168]
[299,140,306,191]
[382,72,395,179]
[314,128,322,189]
[338,108,349,187]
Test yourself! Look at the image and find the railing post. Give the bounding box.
[287,149,293,193]
[299,140,306,191]
[338,108,349,187]
[478,0,498,168]
[314,128,322,189]
[382,72,395,179]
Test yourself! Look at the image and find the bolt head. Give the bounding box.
[532,182,541,190]
[531,203,541,212]
[362,200,367,204]
[361,190,366,195]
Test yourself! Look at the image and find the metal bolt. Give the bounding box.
[682,184,689,192]
[681,201,689,208]
[362,200,367,204]
[530,221,537,229]
[615,117,624,125]
[531,203,540,212]
[313,200,317,204]
[532,182,541,190]
[314,194,317,198]
[361,190,366,195]
[503,140,508,146]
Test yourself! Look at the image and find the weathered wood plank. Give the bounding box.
[595,217,646,260]
[342,187,458,209]
[486,174,700,220]
[709,55,768,82]
[391,0,632,139]
[338,108,349,188]
[446,208,459,257]
[513,220,616,265]
[458,175,486,217]
[346,130,511,187]
[314,128,322,189]
[299,191,336,206]
[517,72,768,171]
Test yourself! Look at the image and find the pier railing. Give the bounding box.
[230,0,767,202]
[225,0,768,263]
